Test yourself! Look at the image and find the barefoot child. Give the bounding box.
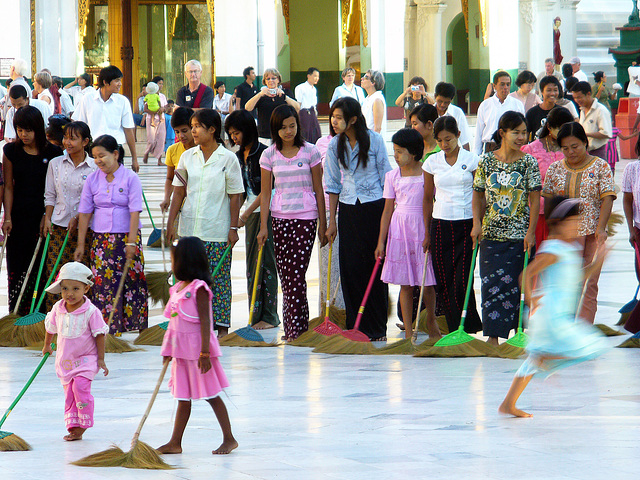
[375,128,440,339]
[42,262,109,441]
[499,196,608,418]
[158,236,237,455]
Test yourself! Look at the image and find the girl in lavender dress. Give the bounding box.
[375,128,441,340]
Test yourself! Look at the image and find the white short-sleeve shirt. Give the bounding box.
[422,148,480,220]
[72,89,135,145]
[173,145,245,242]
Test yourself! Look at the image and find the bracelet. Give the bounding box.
[125,242,136,247]
[229,226,238,231]
[199,351,210,358]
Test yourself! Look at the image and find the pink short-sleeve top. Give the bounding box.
[160,279,222,360]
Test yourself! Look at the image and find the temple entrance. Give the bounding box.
[446,13,470,113]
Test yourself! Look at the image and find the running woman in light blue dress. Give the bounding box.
[499,196,609,418]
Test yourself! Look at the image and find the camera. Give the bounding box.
[411,85,419,91]
[268,88,278,95]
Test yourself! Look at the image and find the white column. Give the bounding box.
[414,0,447,94]
[488,0,520,72]
[214,0,258,78]
[0,0,31,72]
[557,0,581,61]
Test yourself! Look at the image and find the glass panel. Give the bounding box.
[84,4,109,70]
[137,3,213,104]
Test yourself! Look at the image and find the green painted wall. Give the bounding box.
[215,76,250,94]
[290,70,341,105]
[289,0,341,72]
[383,72,403,106]
[450,14,469,92]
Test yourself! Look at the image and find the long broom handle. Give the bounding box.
[353,257,382,331]
[458,244,479,331]
[29,234,51,314]
[331,277,341,305]
[325,242,332,321]
[142,190,158,231]
[130,357,170,448]
[12,236,43,315]
[248,246,264,327]
[33,230,71,312]
[635,244,640,300]
[161,210,166,268]
[0,235,8,276]
[0,349,52,429]
[516,250,530,332]
[411,249,430,344]
[107,261,131,327]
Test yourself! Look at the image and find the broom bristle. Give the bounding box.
[0,314,20,347]
[12,321,46,348]
[0,431,32,451]
[594,324,624,336]
[105,334,139,353]
[329,306,347,330]
[617,312,631,325]
[72,445,127,467]
[218,333,279,347]
[497,342,526,359]
[607,212,624,237]
[307,316,322,330]
[617,337,640,348]
[415,338,499,358]
[288,329,328,347]
[23,335,57,351]
[146,271,171,305]
[133,325,167,346]
[312,334,378,355]
[374,336,439,355]
[416,312,449,335]
[120,441,173,469]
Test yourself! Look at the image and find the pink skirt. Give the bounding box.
[381,209,436,287]
[168,357,229,401]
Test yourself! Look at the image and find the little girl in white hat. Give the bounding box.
[42,262,109,441]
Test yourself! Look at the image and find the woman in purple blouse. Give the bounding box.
[74,134,148,333]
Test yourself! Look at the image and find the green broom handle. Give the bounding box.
[13,236,43,315]
[29,234,51,314]
[142,191,158,231]
[0,345,53,429]
[212,245,231,278]
[459,244,479,331]
[33,230,71,312]
[516,251,530,332]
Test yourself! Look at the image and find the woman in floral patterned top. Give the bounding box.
[542,122,616,324]
[472,111,541,345]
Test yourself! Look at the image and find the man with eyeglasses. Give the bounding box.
[176,60,214,110]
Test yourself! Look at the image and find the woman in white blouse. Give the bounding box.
[329,67,366,107]
[43,121,97,310]
[422,115,482,334]
[361,70,387,139]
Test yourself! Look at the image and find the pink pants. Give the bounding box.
[63,376,94,431]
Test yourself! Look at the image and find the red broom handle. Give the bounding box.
[635,242,640,278]
[353,257,382,331]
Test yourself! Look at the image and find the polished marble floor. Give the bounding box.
[1,135,639,480]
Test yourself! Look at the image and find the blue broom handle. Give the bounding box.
[0,347,53,429]
[29,234,51,314]
[517,251,530,331]
[459,244,479,330]
[142,190,158,230]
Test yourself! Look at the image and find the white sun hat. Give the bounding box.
[46,262,94,294]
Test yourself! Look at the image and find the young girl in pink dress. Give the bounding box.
[375,128,441,339]
[42,262,109,441]
[157,236,237,455]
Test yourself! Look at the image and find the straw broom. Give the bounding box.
[104,261,138,353]
[219,246,278,347]
[71,359,173,469]
[617,331,640,348]
[376,250,438,355]
[135,214,171,346]
[0,345,53,451]
[146,210,171,306]
[416,245,500,358]
[313,258,383,355]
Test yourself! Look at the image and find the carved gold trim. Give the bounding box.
[478,0,487,46]
[461,0,468,33]
[282,0,290,35]
[78,0,90,51]
[360,0,368,47]
[206,0,216,83]
[30,0,36,76]
[167,4,177,50]
[341,0,351,48]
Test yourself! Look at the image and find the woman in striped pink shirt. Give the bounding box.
[258,105,327,340]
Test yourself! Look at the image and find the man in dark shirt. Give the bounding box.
[175,59,214,110]
[235,66,258,118]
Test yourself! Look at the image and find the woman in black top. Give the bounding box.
[244,68,300,143]
[225,109,280,329]
[2,106,63,314]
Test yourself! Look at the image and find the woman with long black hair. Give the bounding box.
[2,106,63,315]
[325,97,392,341]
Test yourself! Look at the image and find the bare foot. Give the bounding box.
[217,327,229,338]
[212,439,238,455]
[487,337,499,347]
[157,442,183,454]
[157,160,164,166]
[498,402,533,418]
[252,321,276,330]
[63,427,86,441]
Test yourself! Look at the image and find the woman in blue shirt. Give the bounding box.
[325,97,392,341]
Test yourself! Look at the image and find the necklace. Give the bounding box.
[544,136,560,152]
